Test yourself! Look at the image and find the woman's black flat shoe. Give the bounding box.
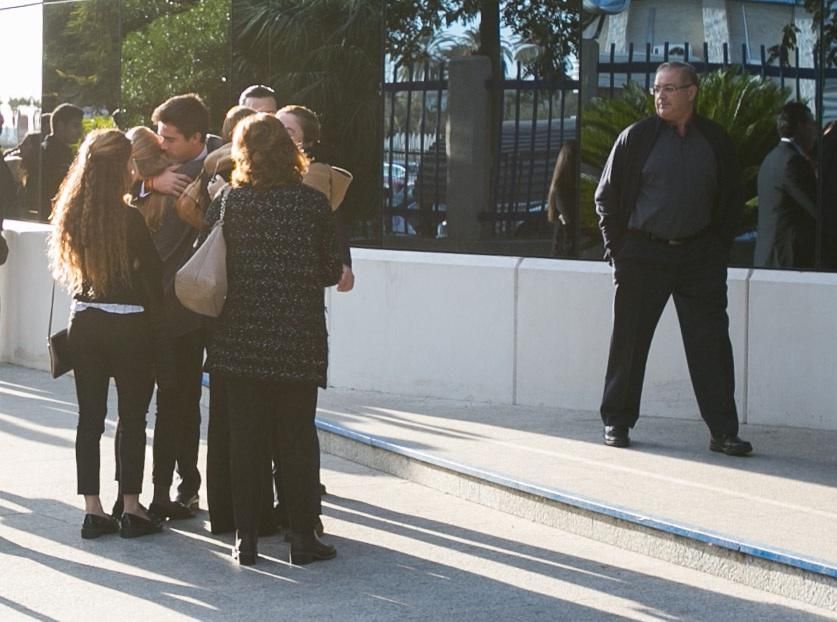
[120,511,164,538]
[81,514,120,539]
[232,530,258,566]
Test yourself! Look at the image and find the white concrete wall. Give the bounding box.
[4,222,837,430]
[747,270,837,429]
[0,220,70,372]
[328,250,518,403]
[515,261,750,423]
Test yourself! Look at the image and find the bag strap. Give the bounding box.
[48,281,56,337]
[219,186,230,224]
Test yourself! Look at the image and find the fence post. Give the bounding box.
[446,55,493,241]
[581,38,599,106]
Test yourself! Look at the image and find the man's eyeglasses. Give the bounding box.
[650,83,694,95]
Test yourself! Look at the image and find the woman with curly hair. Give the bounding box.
[48,129,165,540]
[201,113,342,566]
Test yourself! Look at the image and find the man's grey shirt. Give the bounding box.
[628,122,718,239]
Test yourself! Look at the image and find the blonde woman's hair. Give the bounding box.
[231,113,308,190]
[126,125,174,231]
[48,128,134,297]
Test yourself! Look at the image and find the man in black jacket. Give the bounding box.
[130,94,222,519]
[40,103,83,220]
[754,102,817,269]
[595,61,752,456]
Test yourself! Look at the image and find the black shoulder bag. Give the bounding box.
[47,283,73,378]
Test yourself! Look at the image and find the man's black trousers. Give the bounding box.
[152,327,204,500]
[600,231,739,437]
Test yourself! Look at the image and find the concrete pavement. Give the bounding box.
[1,364,835,620]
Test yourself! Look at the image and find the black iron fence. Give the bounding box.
[383,42,836,245]
[597,41,821,101]
[383,61,579,240]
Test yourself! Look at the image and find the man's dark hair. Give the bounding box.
[656,61,699,89]
[238,84,278,106]
[777,101,813,139]
[49,104,83,133]
[151,93,209,142]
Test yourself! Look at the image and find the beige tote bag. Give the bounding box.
[174,189,229,317]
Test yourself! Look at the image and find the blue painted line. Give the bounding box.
[316,418,837,580]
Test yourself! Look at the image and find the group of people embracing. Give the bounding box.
[48,85,352,566]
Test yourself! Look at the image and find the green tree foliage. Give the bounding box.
[769,0,837,68]
[385,0,579,78]
[121,0,231,129]
[43,0,121,110]
[120,0,204,34]
[232,0,382,225]
[42,0,206,112]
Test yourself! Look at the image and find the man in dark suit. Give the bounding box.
[127,94,222,520]
[595,61,752,456]
[754,102,817,269]
[238,84,279,114]
[40,103,83,220]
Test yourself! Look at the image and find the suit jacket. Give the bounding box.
[754,141,817,269]
[139,134,223,337]
[40,135,73,219]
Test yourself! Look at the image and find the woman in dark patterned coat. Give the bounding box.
[203,113,342,566]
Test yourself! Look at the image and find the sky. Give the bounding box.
[0,1,43,102]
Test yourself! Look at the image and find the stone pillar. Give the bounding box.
[446,55,493,241]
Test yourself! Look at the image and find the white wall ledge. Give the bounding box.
[3,224,836,430]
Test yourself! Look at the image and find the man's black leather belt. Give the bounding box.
[628,228,707,246]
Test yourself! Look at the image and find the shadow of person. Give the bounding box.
[320,494,834,621]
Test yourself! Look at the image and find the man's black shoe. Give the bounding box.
[710,434,753,456]
[283,517,324,542]
[120,511,164,538]
[149,500,194,520]
[81,513,120,539]
[175,493,200,512]
[603,425,630,447]
[286,530,336,565]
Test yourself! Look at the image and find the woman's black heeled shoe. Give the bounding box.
[233,530,258,566]
[286,530,336,565]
